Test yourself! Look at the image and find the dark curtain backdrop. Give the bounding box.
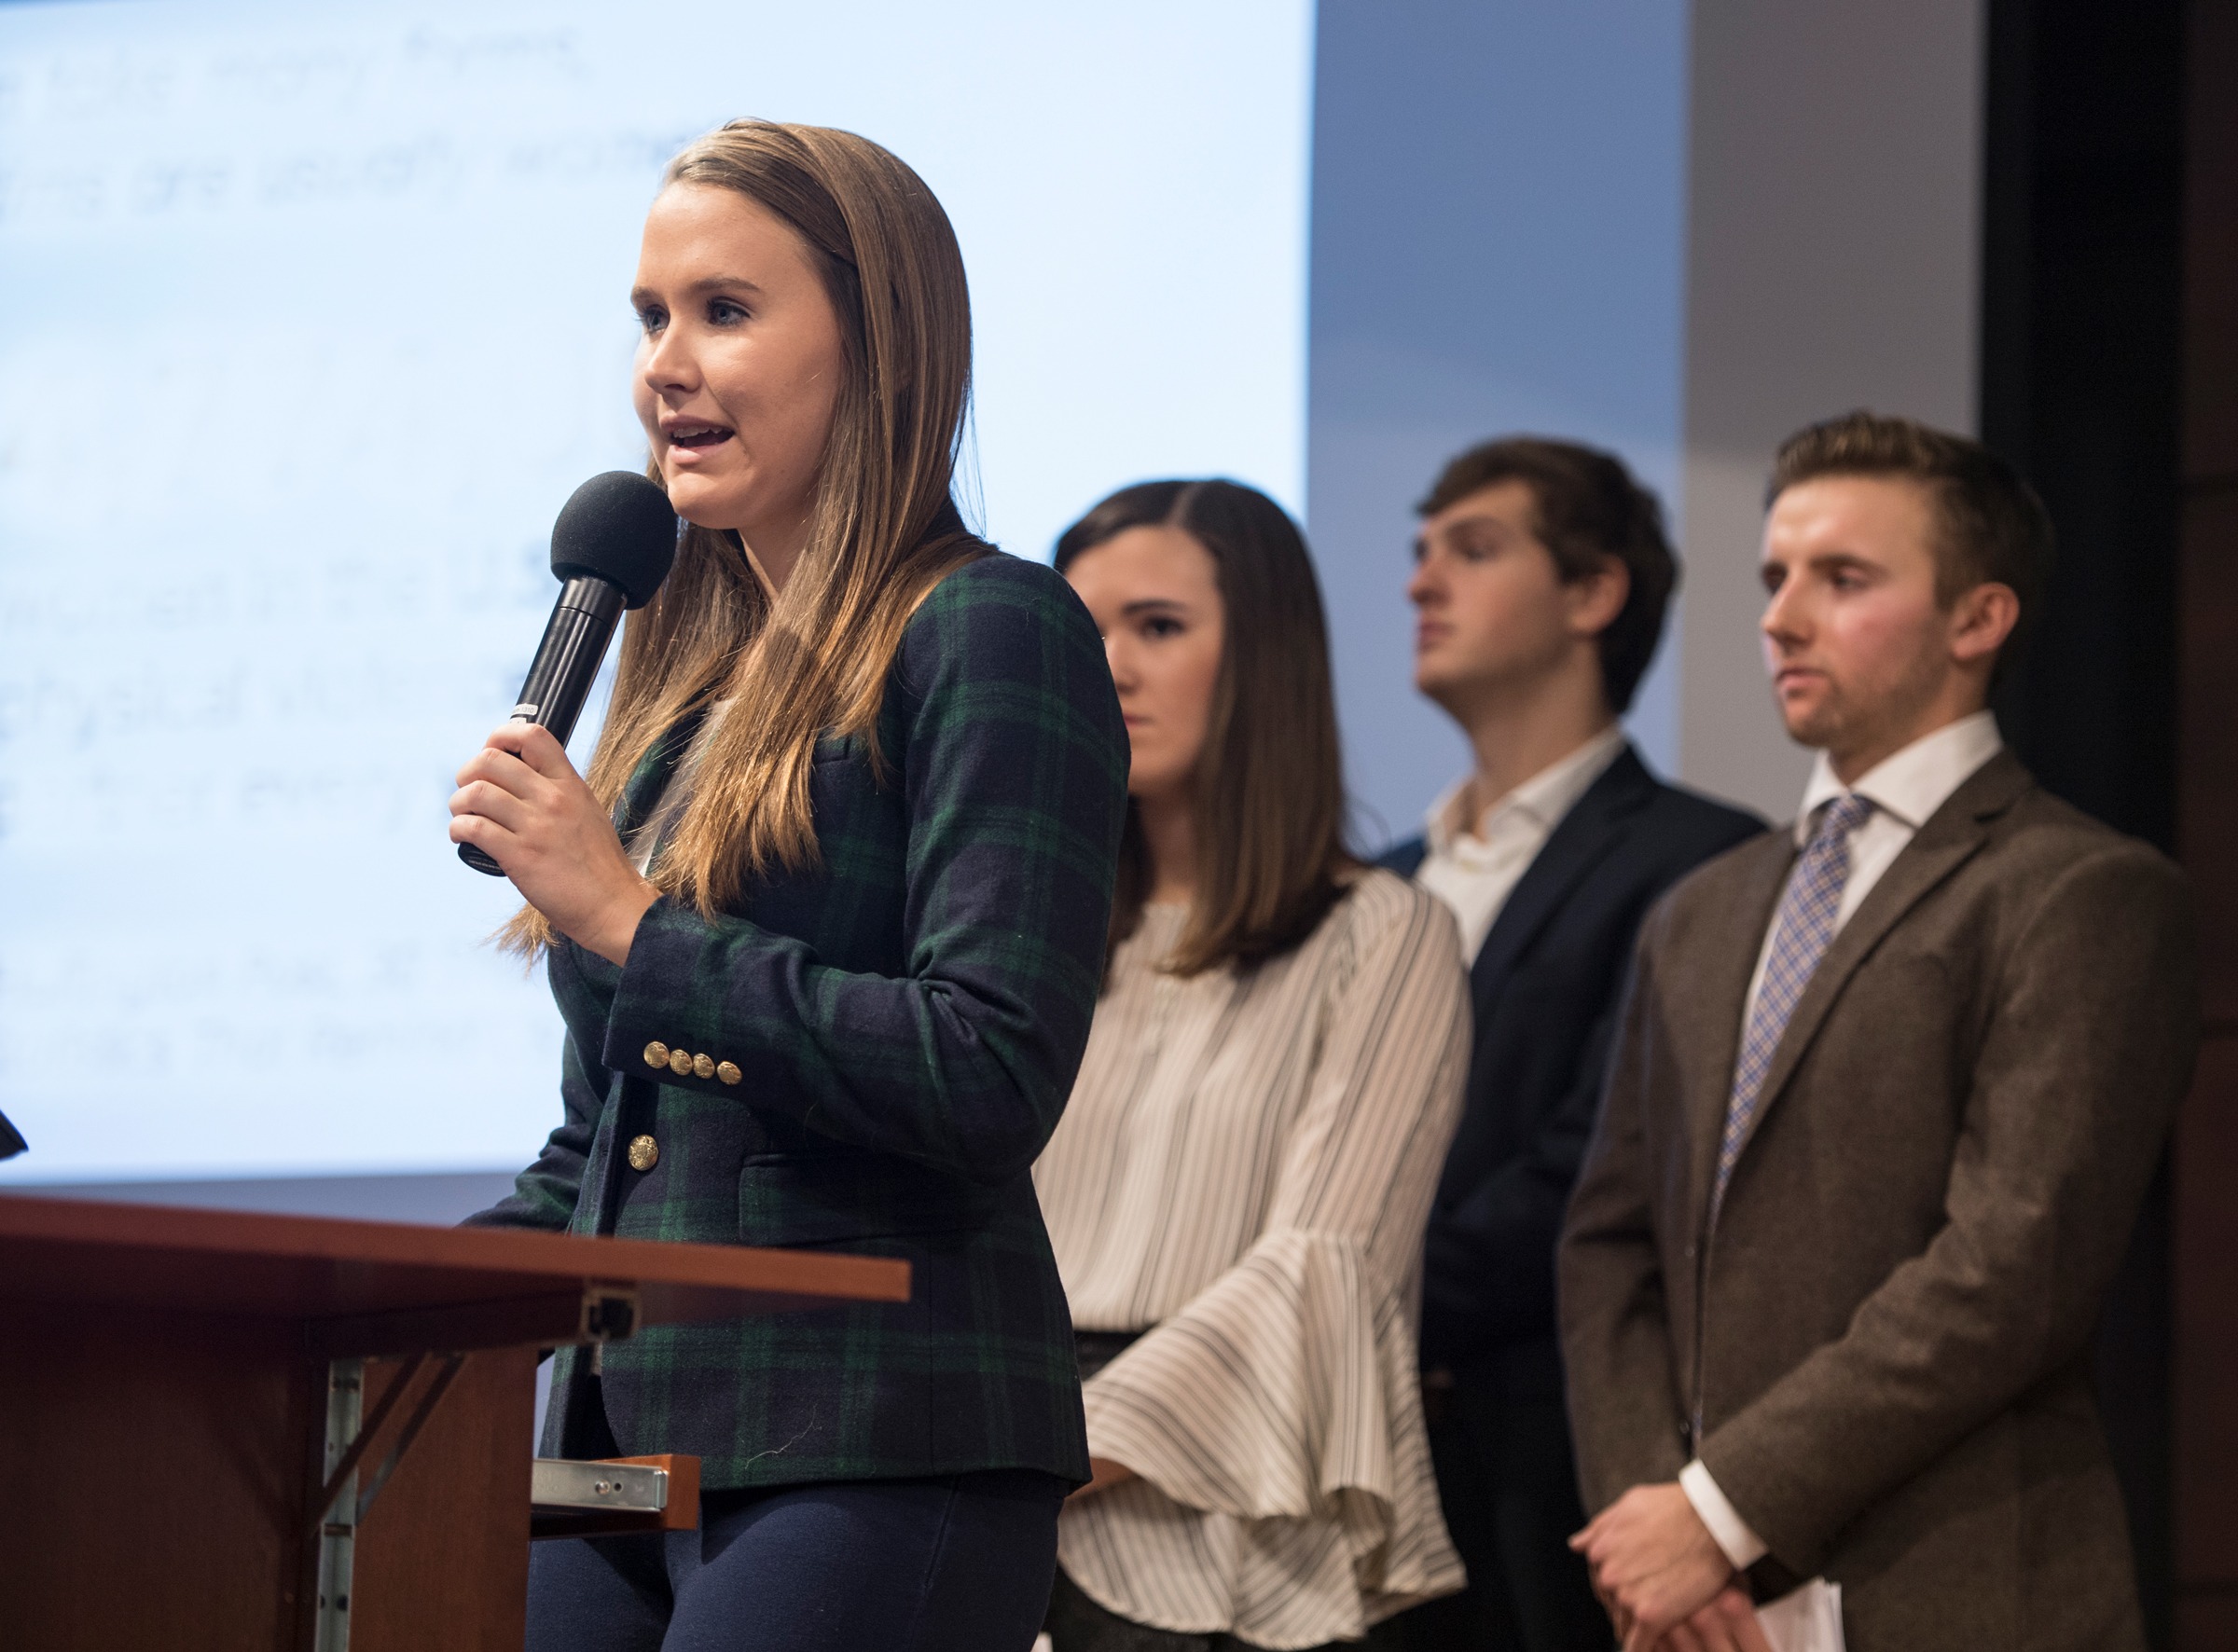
[1980,3,2186,1645]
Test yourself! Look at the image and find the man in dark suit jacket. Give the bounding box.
[1561,413,2196,1652]
[1374,438,1761,1651]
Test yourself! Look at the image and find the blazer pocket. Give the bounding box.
[738,1152,995,1247]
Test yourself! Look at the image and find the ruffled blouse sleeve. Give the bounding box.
[1073,879,1471,1640]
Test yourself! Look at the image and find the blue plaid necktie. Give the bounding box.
[1713,792,1875,1215]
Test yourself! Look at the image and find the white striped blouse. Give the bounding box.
[1034,870,1472,1649]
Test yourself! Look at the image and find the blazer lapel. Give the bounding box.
[1466,747,1658,1015]
[614,705,711,840]
[1683,838,1792,1234]
[1381,838,1429,879]
[1428,750,1658,1210]
[1720,751,2034,1180]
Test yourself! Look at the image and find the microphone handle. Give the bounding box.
[460,576,628,877]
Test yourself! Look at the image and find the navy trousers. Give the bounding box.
[526,1468,1067,1652]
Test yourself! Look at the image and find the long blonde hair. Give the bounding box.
[505,120,983,956]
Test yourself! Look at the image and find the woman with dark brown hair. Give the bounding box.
[449,120,1126,1649]
[1035,480,1471,1650]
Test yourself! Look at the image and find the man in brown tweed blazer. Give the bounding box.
[1558,412,2197,1652]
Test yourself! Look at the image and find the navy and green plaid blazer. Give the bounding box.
[469,549,1127,1489]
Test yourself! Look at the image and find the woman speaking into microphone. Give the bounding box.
[449,120,1127,1650]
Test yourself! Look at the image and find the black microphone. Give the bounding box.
[460,471,679,875]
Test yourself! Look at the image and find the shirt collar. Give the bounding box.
[1427,724,1628,852]
[1792,709,2003,845]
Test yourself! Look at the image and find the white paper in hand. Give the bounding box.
[1755,1578,1844,1652]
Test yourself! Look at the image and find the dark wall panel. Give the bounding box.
[1981,3,2187,1645]
[2176,0,2238,1645]
[1982,0,2183,849]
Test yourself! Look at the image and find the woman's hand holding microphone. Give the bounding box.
[449,722,659,967]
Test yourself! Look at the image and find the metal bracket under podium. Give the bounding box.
[530,1454,701,1540]
[311,1284,644,1650]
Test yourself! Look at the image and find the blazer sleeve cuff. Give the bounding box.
[598,897,797,1108]
[1681,1459,1770,1570]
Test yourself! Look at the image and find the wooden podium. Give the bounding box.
[0,1194,909,1651]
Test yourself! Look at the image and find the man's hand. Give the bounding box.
[1661,1587,1775,1652]
[1570,1482,1736,1652]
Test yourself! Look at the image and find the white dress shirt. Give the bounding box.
[1682,709,2004,1569]
[1415,724,1628,961]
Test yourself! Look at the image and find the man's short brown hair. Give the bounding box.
[1766,411,2054,643]
[1418,436,1677,714]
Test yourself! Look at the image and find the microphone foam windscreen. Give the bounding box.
[549,470,680,609]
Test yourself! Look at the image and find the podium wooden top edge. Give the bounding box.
[0,1192,910,1341]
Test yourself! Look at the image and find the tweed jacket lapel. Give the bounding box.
[1684,838,1791,1236]
[1467,746,1657,1016]
[1714,751,2035,1198]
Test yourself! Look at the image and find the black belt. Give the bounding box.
[1072,1328,1144,1383]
